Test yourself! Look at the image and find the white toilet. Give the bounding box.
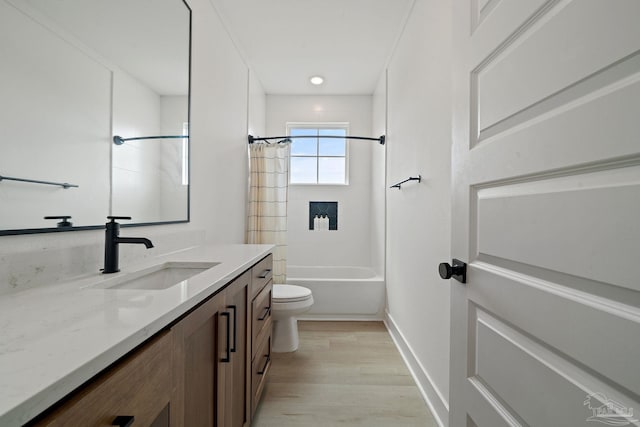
[271,284,314,352]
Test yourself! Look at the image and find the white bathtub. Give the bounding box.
[286,266,385,320]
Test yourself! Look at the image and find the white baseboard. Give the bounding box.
[384,310,449,427]
[298,313,384,321]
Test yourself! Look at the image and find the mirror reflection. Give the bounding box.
[0,0,190,234]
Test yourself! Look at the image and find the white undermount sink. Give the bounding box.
[87,261,220,290]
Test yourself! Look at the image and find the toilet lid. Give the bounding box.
[273,284,312,302]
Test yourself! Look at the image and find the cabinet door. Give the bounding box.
[223,271,250,427]
[32,332,172,427]
[171,293,227,427]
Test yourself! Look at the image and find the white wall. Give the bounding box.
[266,95,375,268]
[188,0,253,243]
[0,0,264,294]
[371,73,387,276]
[381,0,452,424]
[248,71,266,137]
[112,71,163,222]
[0,1,111,230]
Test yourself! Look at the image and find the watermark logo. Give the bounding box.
[584,393,638,426]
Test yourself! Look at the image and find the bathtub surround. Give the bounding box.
[266,95,379,269]
[246,142,291,283]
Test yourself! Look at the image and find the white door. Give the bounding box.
[449,1,640,426]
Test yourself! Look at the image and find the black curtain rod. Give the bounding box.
[248,134,385,145]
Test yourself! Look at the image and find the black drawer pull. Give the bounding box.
[227,305,237,353]
[112,416,135,427]
[258,269,271,279]
[257,306,271,321]
[221,312,231,363]
[257,354,270,375]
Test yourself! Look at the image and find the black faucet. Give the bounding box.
[102,216,154,274]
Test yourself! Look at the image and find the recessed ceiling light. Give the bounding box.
[310,76,324,85]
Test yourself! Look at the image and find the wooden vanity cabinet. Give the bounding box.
[171,270,251,427]
[30,254,272,427]
[31,331,173,427]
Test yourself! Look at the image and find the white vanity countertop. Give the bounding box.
[0,243,274,426]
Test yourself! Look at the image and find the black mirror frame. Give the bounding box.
[0,0,192,237]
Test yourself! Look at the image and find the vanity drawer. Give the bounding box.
[251,331,271,415]
[252,281,272,355]
[251,254,273,298]
[32,331,172,427]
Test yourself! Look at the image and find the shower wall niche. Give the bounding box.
[309,201,338,230]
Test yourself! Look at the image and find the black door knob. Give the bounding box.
[438,259,467,284]
[438,263,453,279]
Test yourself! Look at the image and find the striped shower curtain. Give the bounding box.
[246,142,291,283]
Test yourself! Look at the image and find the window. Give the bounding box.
[288,124,348,184]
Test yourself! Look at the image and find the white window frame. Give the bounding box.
[286,122,349,185]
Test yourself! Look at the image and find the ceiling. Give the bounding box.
[27,0,190,96]
[212,0,414,95]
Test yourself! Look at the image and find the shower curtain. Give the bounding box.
[246,142,291,283]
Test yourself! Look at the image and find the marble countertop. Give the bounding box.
[0,243,274,426]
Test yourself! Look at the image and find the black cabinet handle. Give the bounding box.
[112,416,135,427]
[257,306,271,321]
[257,354,270,375]
[258,269,271,279]
[438,259,467,284]
[227,305,237,353]
[221,312,231,363]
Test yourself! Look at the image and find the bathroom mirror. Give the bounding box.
[0,0,190,235]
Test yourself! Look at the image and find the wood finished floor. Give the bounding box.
[252,321,437,426]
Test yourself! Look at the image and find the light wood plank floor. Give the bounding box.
[252,321,437,426]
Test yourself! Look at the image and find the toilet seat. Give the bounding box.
[273,284,312,303]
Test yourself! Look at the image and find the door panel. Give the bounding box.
[471,0,549,42]
[475,167,640,291]
[471,306,639,426]
[451,0,640,425]
[470,67,640,181]
[469,265,640,397]
[477,0,640,132]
